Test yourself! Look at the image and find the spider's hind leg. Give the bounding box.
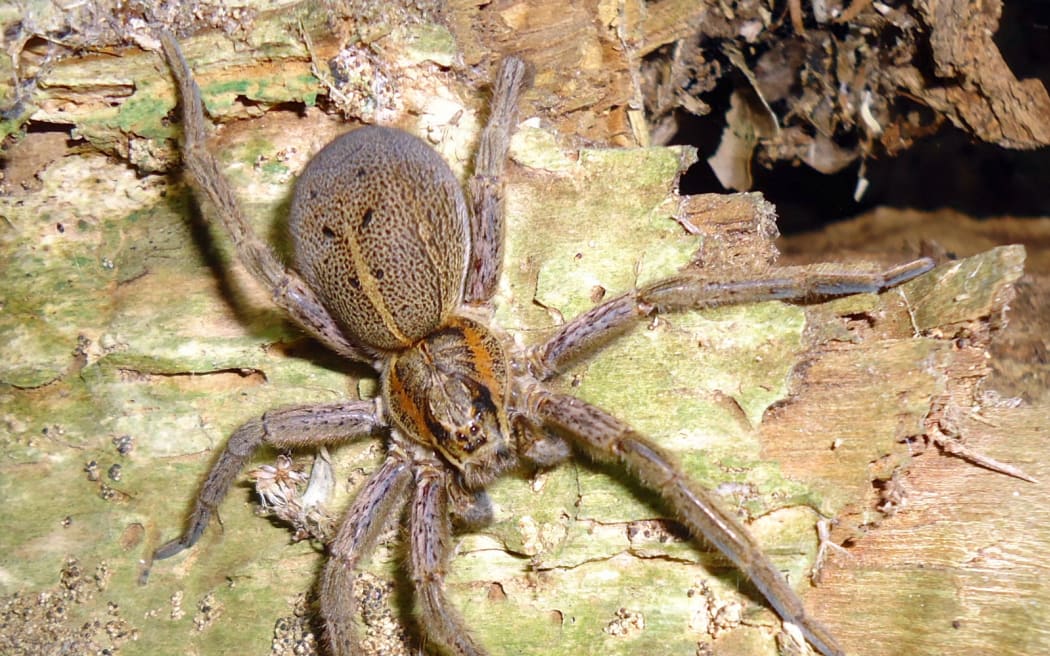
[157,31,375,363]
[464,56,528,305]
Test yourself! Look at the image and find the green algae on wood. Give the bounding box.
[0,21,1031,656]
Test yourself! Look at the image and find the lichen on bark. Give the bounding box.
[0,6,1038,656]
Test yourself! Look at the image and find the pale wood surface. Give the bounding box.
[1,4,1045,656]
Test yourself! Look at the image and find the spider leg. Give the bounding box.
[152,401,381,562]
[512,412,573,467]
[448,482,495,531]
[528,387,846,656]
[464,56,528,304]
[321,451,412,655]
[411,462,487,656]
[530,257,934,377]
[157,31,375,363]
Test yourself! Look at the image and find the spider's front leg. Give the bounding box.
[152,401,382,561]
[321,450,412,655]
[530,257,935,377]
[527,388,845,656]
[410,461,487,656]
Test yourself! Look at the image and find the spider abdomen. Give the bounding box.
[289,126,471,351]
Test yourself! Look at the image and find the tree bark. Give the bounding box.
[0,3,1044,656]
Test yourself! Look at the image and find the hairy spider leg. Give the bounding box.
[464,57,528,304]
[531,257,935,376]
[158,31,376,363]
[530,389,846,656]
[409,463,488,656]
[321,452,412,654]
[152,401,382,562]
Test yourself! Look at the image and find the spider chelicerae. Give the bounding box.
[152,30,933,656]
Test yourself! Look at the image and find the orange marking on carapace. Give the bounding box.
[388,358,440,450]
[456,318,502,395]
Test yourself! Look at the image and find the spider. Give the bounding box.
[152,30,934,656]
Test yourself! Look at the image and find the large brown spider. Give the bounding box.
[152,31,933,656]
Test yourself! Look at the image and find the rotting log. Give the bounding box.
[1,4,1044,656]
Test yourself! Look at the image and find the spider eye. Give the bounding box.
[469,424,480,435]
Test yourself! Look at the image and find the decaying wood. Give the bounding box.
[778,209,1050,656]
[911,0,1050,148]
[0,3,1046,656]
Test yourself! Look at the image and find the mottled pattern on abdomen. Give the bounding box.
[289,126,470,351]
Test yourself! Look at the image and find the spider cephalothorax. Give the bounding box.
[384,315,516,487]
[152,29,934,656]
